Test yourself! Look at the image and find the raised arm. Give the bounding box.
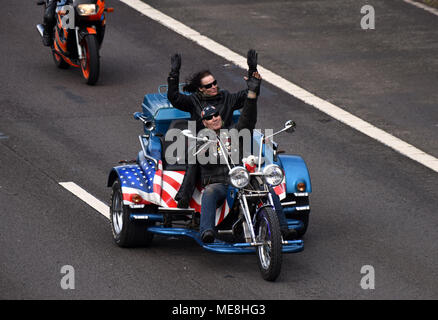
[228,49,260,111]
[236,72,262,131]
[167,53,195,112]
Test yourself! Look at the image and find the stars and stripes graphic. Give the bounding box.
[273,179,287,201]
[119,160,161,206]
[119,160,286,226]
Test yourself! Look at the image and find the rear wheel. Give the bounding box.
[256,206,283,281]
[80,35,100,85]
[110,180,154,247]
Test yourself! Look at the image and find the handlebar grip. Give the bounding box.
[133,112,143,120]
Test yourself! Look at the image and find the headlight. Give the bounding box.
[263,164,284,186]
[229,166,250,188]
[77,4,97,16]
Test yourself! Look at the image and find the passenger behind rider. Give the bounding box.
[167,50,258,129]
[182,72,296,243]
[167,50,259,208]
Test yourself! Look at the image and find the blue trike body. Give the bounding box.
[108,88,311,253]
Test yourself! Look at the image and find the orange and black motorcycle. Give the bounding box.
[37,0,113,85]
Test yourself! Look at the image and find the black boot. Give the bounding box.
[281,227,297,240]
[201,230,215,244]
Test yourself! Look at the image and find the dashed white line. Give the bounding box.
[119,0,438,173]
[59,182,110,219]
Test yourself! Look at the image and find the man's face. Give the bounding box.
[202,112,222,131]
[199,75,218,97]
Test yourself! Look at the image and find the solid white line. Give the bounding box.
[119,0,438,173]
[59,182,110,219]
[403,0,438,16]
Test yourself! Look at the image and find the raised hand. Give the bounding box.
[247,49,258,77]
[247,71,262,96]
[170,53,181,77]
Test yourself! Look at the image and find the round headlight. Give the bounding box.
[229,166,250,188]
[77,4,97,16]
[263,164,284,186]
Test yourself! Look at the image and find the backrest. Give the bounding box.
[141,93,191,135]
[160,119,190,171]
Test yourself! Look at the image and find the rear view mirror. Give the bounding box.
[284,120,296,133]
[181,129,195,139]
[133,112,155,132]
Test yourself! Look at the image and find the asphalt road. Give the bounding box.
[0,0,437,300]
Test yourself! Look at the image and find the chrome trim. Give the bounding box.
[240,195,257,242]
[138,135,158,167]
[36,24,44,37]
[281,201,296,206]
[129,204,145,209]
[75,27,83,60]
[131,214,149,219]
[158,207,195,212]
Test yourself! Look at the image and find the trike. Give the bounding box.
[107,87,312,281]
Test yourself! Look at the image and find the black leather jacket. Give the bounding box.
[177,95,258,201]
[167,75,248,129]
[198,97,257,186]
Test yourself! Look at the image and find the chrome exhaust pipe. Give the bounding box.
[36,24,44,37]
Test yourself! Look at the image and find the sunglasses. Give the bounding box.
[204,112,220,121]
[201,80,217,89]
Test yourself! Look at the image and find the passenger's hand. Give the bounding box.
[170,53,181,76]
[252,71,261,80]
[246,71,262,96]
[247,49,258,77]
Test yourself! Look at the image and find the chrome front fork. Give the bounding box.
[74,27,83,60]
[239,195,257,243]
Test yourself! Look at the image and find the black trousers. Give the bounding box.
[43,0,57,31]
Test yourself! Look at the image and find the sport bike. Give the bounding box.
[36,0,113,85]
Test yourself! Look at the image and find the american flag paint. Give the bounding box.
[273,179,287,201]
[118,160,286,226]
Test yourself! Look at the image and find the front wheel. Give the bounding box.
[255,206,283,281]
[80,35,100,85]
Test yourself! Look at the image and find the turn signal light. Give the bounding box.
[105,7,115,13]
[297,182,306,192]
[131,194,143,204]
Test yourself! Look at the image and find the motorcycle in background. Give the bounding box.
[36,0,114,85]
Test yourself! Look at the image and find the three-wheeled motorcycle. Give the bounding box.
[107,87,312,281]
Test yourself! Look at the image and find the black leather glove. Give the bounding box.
[170,53,181,78]
[246,75,261,94]
[247,49,258,77]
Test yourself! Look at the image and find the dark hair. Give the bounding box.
[183,70,212,93]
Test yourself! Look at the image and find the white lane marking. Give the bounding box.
[403,0,438,16]
[59,182,110,219]
[119,0,438,173]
